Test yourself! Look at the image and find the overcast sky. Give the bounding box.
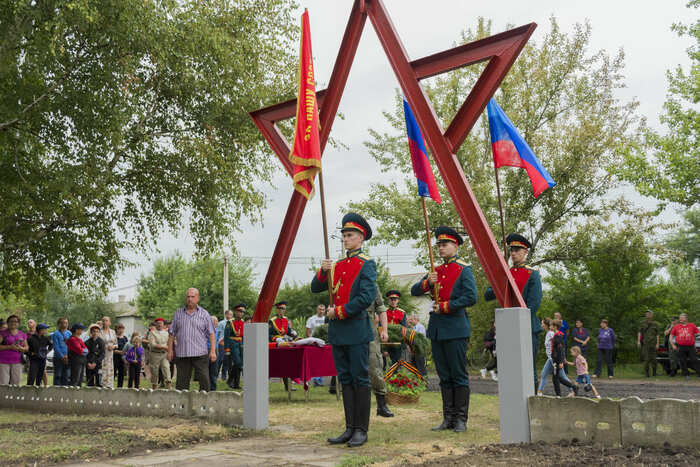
[109,0,693,301]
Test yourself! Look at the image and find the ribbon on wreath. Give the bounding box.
[384,360,424,382]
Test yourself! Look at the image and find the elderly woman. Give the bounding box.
[0,315,29,385]
[99,316,117,388]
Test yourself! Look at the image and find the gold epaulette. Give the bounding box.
[524,264,539,271]
[456,259,471,267]
[358,253,372,261]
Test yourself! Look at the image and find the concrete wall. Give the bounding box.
[0,385,243,426]
[529,396,700,448]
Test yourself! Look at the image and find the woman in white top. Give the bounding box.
[99,316,117,389]
[537,317,574,395]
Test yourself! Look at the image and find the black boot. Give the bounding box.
[233,369,242,389]
[328,376,337,394]
[328,385,354,444]
[283,377,296,392]
[453,387,470,433]
[375,393,394,417]
[432,387,454,431]
[348,386,370,447]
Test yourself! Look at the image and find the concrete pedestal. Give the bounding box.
[495,307,534,444]
[243,323,268,429]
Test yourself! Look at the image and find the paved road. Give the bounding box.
[450,376,700,400]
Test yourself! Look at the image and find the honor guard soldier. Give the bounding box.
[224,303,246,389]
[638,310,660,377]
[311,213,377,447]
[385,290,407,365]
[368,288,394,417]
[484,233,543,390]
[269,301,298,391]
[411,227,477,433]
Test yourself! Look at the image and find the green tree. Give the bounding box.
[616,0,700,207]
[136,253,257,320]
[0,0,297,295]
[351,18,644,271]
[665,206,700,267]
[545,220,667,360]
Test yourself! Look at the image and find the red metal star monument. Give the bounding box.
[249,0,536,323]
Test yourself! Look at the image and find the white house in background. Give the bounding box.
[391,273,432,323]
[112,295,146,337]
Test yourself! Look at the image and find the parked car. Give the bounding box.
[657,334,700,375]
[46,349,54,371]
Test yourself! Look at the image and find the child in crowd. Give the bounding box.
[567,346,600,398]
[125,334,145,389]
[67,324,88,387]
[85,324,105,387]
[27,323,52,386]
[551,319,579,397]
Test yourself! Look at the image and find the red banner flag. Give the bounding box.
[289,10,321,200]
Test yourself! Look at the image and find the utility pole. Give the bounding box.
[223,255,229,314]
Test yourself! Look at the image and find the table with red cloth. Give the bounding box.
[268,344,337,401]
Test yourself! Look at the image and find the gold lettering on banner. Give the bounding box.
[304,64,316,141]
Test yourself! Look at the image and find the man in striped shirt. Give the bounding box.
[167,288,216,391]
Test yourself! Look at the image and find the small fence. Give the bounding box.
[528,396,700,447]
[0,384,243,426]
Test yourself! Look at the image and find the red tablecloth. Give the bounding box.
[269,345,336,381]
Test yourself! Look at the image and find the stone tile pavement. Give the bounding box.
[62,438,349,467]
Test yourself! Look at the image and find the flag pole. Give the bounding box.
[318,170,334,306]
[494,166,508,259]
[420,197,439,301]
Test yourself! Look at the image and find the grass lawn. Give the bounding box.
[266,381,500,465]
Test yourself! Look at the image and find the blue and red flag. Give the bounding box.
[487,98,555,198]
[403,99,441,204]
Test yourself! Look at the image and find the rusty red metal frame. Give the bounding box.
[250,0,535,322]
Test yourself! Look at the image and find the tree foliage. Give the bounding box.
[615,0,700,207]
[351,18,643,271]
[136,253,258,320]
[544,218,668,359]
[0,0,298,295]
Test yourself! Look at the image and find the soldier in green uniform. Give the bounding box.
[638,310,660,377]
[311,213,376,447]
[367,288,394,417]
[411,226,477,433]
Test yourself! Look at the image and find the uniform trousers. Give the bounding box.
[368,327,386,395]
[432,338,469,388]
[228,341,243,370]
[332,343,370,387]
[641,344,657,375]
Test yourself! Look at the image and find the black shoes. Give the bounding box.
[453,387,469,433]
[432,387,454,431]
[328,385,355,444]
[348,386,370,447]
[375,394,394,417]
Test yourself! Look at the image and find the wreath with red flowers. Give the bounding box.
[386,368,426,397]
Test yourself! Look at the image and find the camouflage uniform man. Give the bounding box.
[638,310,660,377]
[367,288,394,417]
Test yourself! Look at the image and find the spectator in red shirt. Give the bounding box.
[670,313,700,380]
[67,324,88,387]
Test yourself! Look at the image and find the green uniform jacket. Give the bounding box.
[410,258,477,341]
[310,252,376,346]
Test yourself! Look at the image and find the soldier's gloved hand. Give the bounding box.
[432,302,440,314]
[321,259,333,272]
[291,330,298,337]
[380,330,388,342]
[428,271,438,285]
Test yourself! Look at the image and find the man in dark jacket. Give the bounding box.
[27,324,52,386]
[85,324,106,387]
[551,319,577,397]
